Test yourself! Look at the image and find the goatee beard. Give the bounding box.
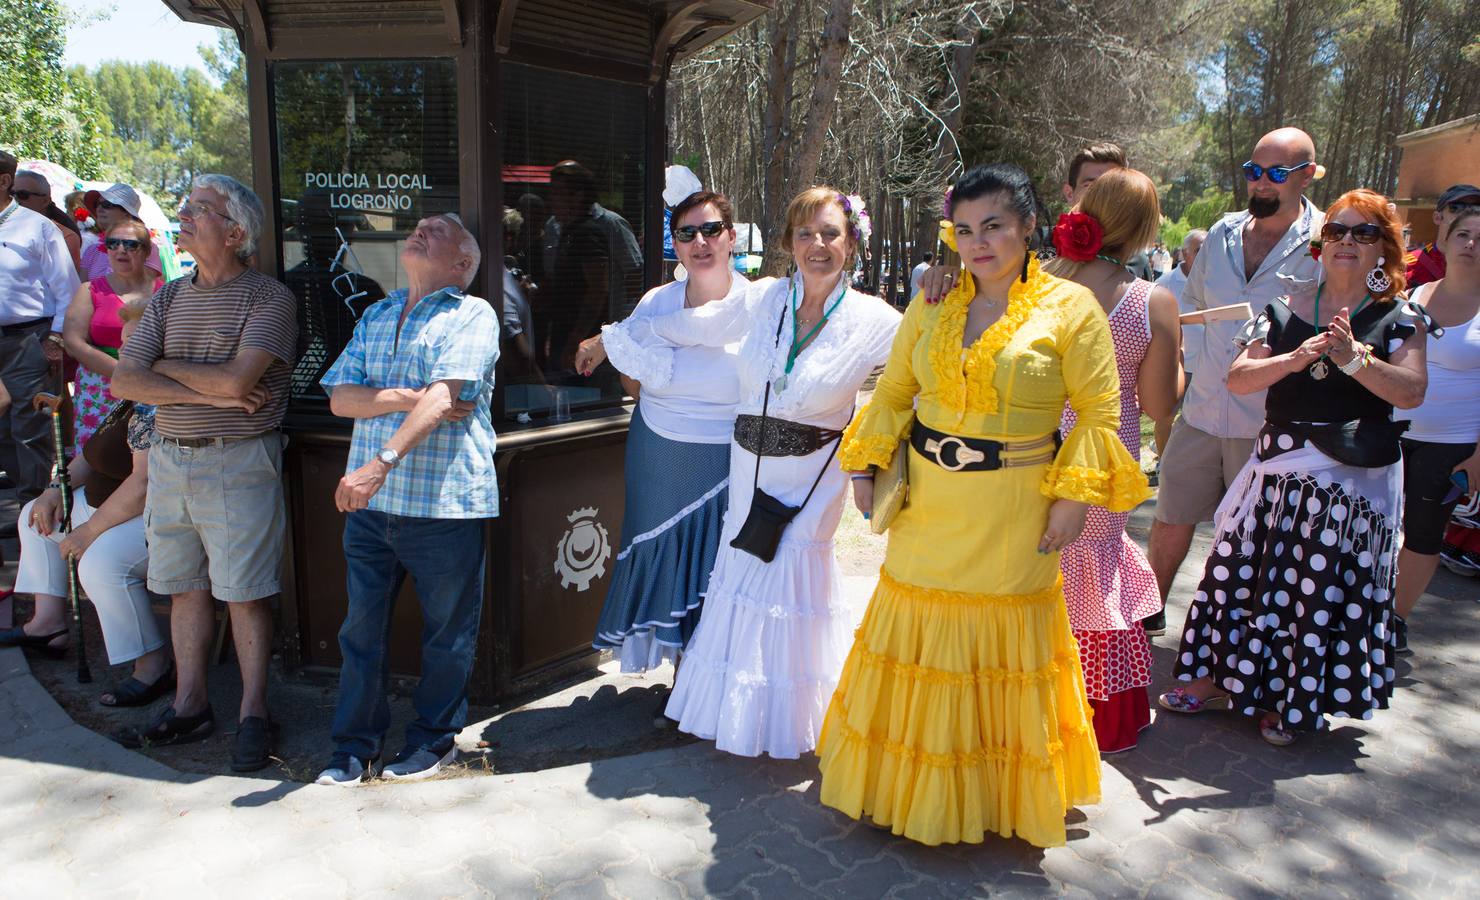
[1248,195,1281,219]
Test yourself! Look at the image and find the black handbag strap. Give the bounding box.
[751,292,846,510]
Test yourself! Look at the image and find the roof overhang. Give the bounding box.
[1396,113,1480,147]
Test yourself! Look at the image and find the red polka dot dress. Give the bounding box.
[1059,279,1159,752]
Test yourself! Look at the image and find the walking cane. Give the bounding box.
[31,388,91,684]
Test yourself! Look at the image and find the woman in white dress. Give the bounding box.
[578,187,901,757]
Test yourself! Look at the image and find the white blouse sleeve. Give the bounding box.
[602,277,773,388]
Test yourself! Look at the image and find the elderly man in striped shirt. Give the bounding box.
[314,212,500,786]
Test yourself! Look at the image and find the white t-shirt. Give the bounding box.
[1155,264,1199,373]
[1403,283,1480,444]
[627,273,747,443]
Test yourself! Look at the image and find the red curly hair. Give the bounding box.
[1324,189,1407,301]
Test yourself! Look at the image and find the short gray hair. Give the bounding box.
[193,174,265,262]
[439,212,482,289]
[1183,228,1209,252]
[14,169,47,187]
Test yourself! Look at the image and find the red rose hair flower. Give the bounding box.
[1051,211,1105,263]
[73,207,90,222]
[1309,239,1322,261]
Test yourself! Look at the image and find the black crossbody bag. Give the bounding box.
[729,302,844,564]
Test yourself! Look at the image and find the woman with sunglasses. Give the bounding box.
[576,187,901,758]
[1159,189,1428,746]
[79,184,164,281]
[587,191,754,690]
[62,221,164,452]
[1393,207,1480,651]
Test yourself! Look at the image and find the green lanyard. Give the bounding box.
[780,276,847,388]
[1312,282,1373,331]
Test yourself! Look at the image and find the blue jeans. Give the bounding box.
[331,510,487,759]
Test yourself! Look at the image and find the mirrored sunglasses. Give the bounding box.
[104,238,145,252]
[1241,161,1312,184]
[1319,222,1383,245]
[673,220,727,243]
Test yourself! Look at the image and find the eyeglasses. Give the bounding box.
[177,201,235,223]
[104,238,144,252]
[1320,222,1383,245]
[1241,161,1313,184]
[11,189,47,203]
[673,220,727,243]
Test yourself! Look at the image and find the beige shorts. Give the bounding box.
[145,432,286,602]
[1154,418,1256,525]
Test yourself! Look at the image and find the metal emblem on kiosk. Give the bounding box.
[555,507,611,591]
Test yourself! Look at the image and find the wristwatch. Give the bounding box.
[375,447,402,468]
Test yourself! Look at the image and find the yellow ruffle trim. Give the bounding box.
[838,410,898,471]
[852,644,1078,687]
[827,719,1090,773]
[928,254,1054,416]
[1040,461,1152,511]
[876,568,1063,608]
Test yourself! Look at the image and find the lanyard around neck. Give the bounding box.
[785,276,847,376]
[1312,282,1373,330]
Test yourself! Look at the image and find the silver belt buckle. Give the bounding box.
[925,436,985,471]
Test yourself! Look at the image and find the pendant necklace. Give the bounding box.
[1307,283,1373,381]
[776,276,846,392]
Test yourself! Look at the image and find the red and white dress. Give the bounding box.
[1059,279,1159,752]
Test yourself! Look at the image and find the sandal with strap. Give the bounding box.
[0,625,69,658]
[99,662,176,708]
[115,705,216,749]
[1259,715,1298,746]
[1157,687,1233,715]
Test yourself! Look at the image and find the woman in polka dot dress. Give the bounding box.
[1158,189,1430,745]
[1046,170,1185,752]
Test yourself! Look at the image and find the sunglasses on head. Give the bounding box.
[1241,161,1312,184]
[105,237,144,252]
[1320,222,1383,245]
[11,189,46,202]
[673,220,727,243]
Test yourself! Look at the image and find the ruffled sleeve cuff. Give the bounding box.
[601,320,674,390]
[838,403,910,471]
[1040,424,1151,512]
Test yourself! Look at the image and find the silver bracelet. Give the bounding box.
[1337,349,1366,376]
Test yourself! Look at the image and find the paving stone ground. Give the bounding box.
[4,502,1480,898]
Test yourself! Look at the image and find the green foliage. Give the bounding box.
[0,0,110,177]
[1183,189,1236,230]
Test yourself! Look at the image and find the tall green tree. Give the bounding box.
[0,0,110,177]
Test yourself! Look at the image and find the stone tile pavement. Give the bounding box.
[4,525,1480,897]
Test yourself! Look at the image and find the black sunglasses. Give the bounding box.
[104,237,144,252]
[1242,161,1312,184]
[11,189,47,202]
[1320,222,1383,245]
[673,220,727,243]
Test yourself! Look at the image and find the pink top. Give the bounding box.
[87,276,164,350]
[80,235,164,281]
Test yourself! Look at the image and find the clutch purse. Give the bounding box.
[869,437,909,535]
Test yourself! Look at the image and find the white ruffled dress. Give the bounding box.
[602,273,901,757]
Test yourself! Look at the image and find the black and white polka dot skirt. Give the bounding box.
[1172,425,1399,731]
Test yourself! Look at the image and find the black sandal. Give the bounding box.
[0,625,69,658]
[115,705,216,749]
[99,663,176,708]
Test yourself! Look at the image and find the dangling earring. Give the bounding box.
[1366,256,1392,294]
[1020,241,1031,283]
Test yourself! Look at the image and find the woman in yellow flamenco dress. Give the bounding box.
[816,163,1151,848]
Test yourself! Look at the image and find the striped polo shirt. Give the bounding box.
[123,268,299,439]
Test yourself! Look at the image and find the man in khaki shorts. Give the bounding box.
[1145,127,1324,635]
[111,174,297,771]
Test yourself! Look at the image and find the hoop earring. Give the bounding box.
[1366,255,1392,294]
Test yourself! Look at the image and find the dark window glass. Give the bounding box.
[500,62,647,423]
[271,59,460,406]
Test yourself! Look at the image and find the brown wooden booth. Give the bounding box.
[161,0,772,702]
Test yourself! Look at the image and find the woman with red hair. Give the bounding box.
[1158,189,1428,745]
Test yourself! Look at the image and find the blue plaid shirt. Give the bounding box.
[321,287,501,519]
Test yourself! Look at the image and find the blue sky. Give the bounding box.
[63,0,227,76]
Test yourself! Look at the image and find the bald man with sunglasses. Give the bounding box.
[1143,127,1326,635]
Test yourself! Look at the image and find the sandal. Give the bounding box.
[0,625,69,658]
[115,705,216,749]
[99,663,176,708]
[1157,687,1233,715]
[1259,715,1297,747]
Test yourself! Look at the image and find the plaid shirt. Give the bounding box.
[321,287,500,519]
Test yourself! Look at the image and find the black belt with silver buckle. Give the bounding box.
[910,423,1058,472]
[161,430,277,449]
[0,317,50,337]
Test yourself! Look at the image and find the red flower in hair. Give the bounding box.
[1309,239,1322,261]
[72,207,90,222]
[1051,212,1104,263]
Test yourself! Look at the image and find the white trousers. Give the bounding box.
[15,488,161,665]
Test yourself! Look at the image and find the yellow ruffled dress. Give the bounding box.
[816,257,1151,848]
